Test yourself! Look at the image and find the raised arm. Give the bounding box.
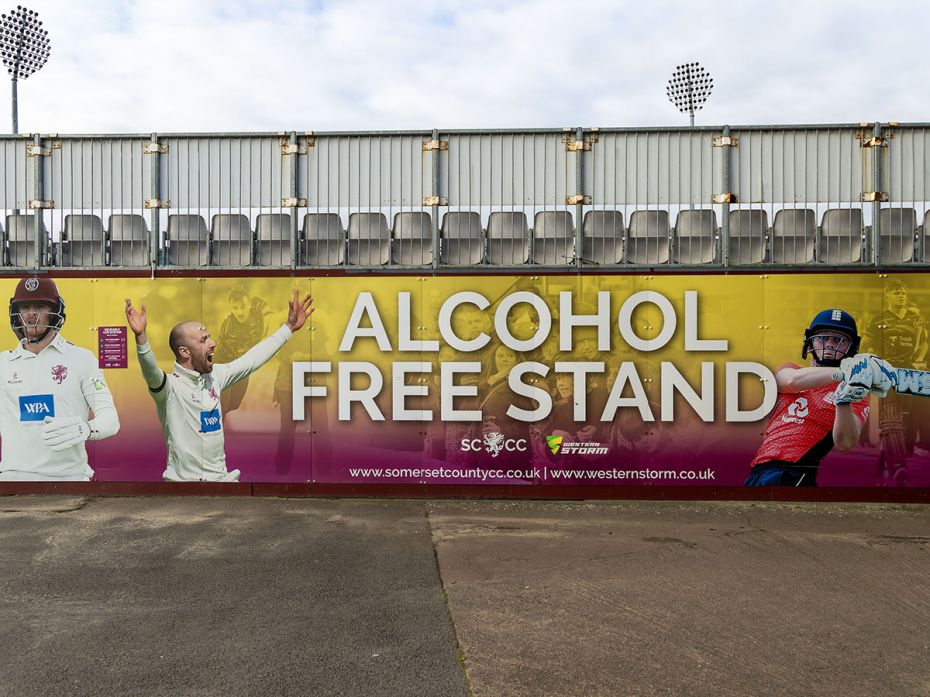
[775,365,843,393]
[125,298,166,391]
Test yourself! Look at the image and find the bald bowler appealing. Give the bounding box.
[125,291,314,482]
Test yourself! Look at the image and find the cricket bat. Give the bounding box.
[889,368,930,397]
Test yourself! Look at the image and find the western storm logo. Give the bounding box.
[782,397,809,424]
[24,278,39,292]
[546,435,608,456]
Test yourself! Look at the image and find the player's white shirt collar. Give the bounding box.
[10,332,67,360]
[172,361,205,383]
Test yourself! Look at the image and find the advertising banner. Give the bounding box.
[0,273,928,488]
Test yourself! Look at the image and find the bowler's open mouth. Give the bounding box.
[207,351,214,364]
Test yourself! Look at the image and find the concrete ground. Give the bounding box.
[0,497,927,697]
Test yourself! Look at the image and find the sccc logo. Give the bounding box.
[461,432,527,457]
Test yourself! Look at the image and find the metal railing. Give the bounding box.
[1,123,928,272]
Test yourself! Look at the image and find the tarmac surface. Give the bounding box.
[0,496,927,697]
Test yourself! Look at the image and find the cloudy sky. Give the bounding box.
[1,0,926,134]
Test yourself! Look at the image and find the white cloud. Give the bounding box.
[1,0,928,133]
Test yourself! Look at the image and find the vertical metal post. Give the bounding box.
[686,64,694,127]
[11,78,18,135]
[148,133,160,271]
[288,131,299,270]
[574,126,584,270]
[31,133,42,268]
[871,121,882,266]
[721,125,731,266]
[431,128,440,270]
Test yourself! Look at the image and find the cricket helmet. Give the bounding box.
[10,277,66,343]
[801,308,860,367]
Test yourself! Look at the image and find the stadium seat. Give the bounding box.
[211,214,252,266]
[728,209,768,264]
[819,208,863,264]
[488,212,529,265]
[60,214,107,267]
[392,212,433,266]
[167,214,209,266]
[674,210,717,264]
[348,212,390,265]
[440,212,483,265]
[879,207,916,264]
[922,210,930,262]
[256,213,292,266]
[5,214,47,268]
[581,211,624,265]
[627,210,670,264]
[772,209,815,264]
[533,211,574,265]
[108,214,151,266]
[302,213,345,266]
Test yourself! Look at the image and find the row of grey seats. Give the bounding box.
[3,207,928,267]
[2,213,151,267]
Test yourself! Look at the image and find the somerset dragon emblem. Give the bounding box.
[483,431,505,458]
[51,365,68,384]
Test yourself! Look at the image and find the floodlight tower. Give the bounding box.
[666,62,713,127]
[0,5,50,134]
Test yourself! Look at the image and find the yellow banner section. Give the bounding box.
[3,273,918,373]
[72,274,920,421]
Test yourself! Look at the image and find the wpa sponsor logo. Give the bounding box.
[200,408,222,433]
[546,435,608,456]
[460,432,527,457]
[19,394,54,422]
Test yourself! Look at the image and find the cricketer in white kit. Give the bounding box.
[0,277,120,481]
[125,290,314,482]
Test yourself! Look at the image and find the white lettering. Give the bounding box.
[683,291,728,351]
[495,292,552,352]
[339,293,392,352]
[291,361,331,421]
[440,362,482,421]
[617,291,677,352]
[393,362,432,421]
[555,361,605,420]
[661,362,715,422]
[438,292,490,352]
[397,292,440,352]
[506,362,552,422]
[601,363,654,421]
[338,362,385,421]
[559,291,611,352]
[726,362,777,422]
